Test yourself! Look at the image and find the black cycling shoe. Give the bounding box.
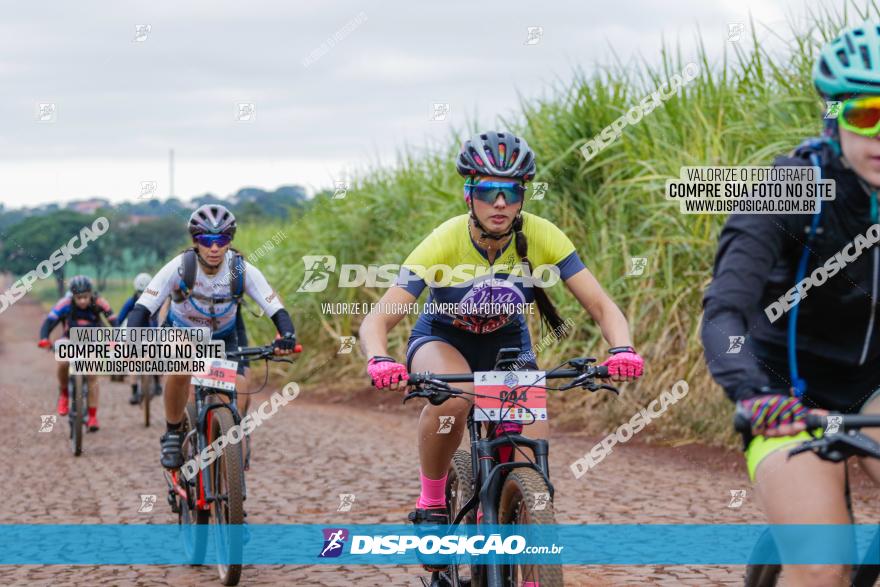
[160,430,185,469]
[408,507,450,572]
[129,384,140,405]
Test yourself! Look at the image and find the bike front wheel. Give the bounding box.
[179,401,209,564]
[209,407,244,586]
[497,468,563,587]
[69,375,84,456]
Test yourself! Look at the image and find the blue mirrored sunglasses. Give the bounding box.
[465,181,526,205]
[194,233,233,248]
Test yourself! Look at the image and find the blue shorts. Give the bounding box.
[406,323,537,372]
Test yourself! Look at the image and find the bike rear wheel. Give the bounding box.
[138,374,151,427]
[497,468,563,587]
[209,407,244,586]
[179,401,209,564]
[69,375,84,456]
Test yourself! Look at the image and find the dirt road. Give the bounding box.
[2,289,879,586]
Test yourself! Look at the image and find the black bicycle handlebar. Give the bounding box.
[406,364,609,386]
[734,409,880,434]
[403,360,615,406]
[226,343,302,361]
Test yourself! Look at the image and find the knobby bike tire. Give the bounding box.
[139,374,151,427]
[497,468,563,587]
[210,406,244,586]
[69,375,83,456]
[447,449,482,587]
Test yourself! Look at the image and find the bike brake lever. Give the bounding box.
[598,383,619,395]
[581,381,620,395]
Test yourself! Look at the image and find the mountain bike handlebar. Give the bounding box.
[227,343,302,363]
[733,408,880,463]
[405,359,616,406]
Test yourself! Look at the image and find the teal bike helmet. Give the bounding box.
[814,23,880,98]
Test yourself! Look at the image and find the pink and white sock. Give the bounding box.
[416,470,447,509]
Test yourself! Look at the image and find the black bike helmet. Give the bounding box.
[456,131,536,181]
[188,204,237,237]
[69,275,93,295]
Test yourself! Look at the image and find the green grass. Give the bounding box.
[235,4,874,447]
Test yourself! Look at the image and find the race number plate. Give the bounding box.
[191,359,238,391]
[473,370,547,422]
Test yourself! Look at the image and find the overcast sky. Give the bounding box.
[0,0,821,208]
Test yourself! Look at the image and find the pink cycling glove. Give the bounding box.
[740,394,808,433]
[601,346,644,379]
[367,356,409,389]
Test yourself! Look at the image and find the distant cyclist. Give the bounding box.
[118,272,163,405]
[37,275,116,431]
[124,204,297,469]
[702,23,880,587]
[360,130,643,574]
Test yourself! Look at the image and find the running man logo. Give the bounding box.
[728,23,744,42]
[824,101,842,119]
[430,103,450,121]
[728,489,746,508]
[298,256,337,292]
[133,24,151,42]
[138,494,157,513]
[337,336,356,354]
[332,181,348,199]
[727,336,744,354]
[524,26,543,45]
[319,528,349,558]
[628,257,648,276]
[826,415,843,435]
[437,416,455,434]
[530,182,548,200]
[533,492,550,511]
[337,494,356,512]
[39,415,57,432]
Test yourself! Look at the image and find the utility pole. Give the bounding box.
[169,149,175,197]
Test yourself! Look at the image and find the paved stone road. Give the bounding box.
[2,287,879,586]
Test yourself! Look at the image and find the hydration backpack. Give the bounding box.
[171,248,246,304]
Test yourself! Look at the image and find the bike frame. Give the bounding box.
[191,383,247,511]
[451,409,552,527]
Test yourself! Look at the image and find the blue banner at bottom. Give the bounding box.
[0,524,878,565]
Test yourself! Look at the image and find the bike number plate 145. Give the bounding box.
[473,370,547,422]
[191,359,238,391]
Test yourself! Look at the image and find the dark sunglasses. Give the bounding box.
[194,233,233,248]
[465,180,526,205]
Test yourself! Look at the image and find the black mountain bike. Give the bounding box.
[68,373,89,456]
[405,347,618,587]
[165,342,300,586]
[735,411,880,587]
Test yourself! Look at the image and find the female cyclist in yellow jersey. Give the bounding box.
[359,131,644,578]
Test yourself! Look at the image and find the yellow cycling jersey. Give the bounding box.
[397,212,585,334]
